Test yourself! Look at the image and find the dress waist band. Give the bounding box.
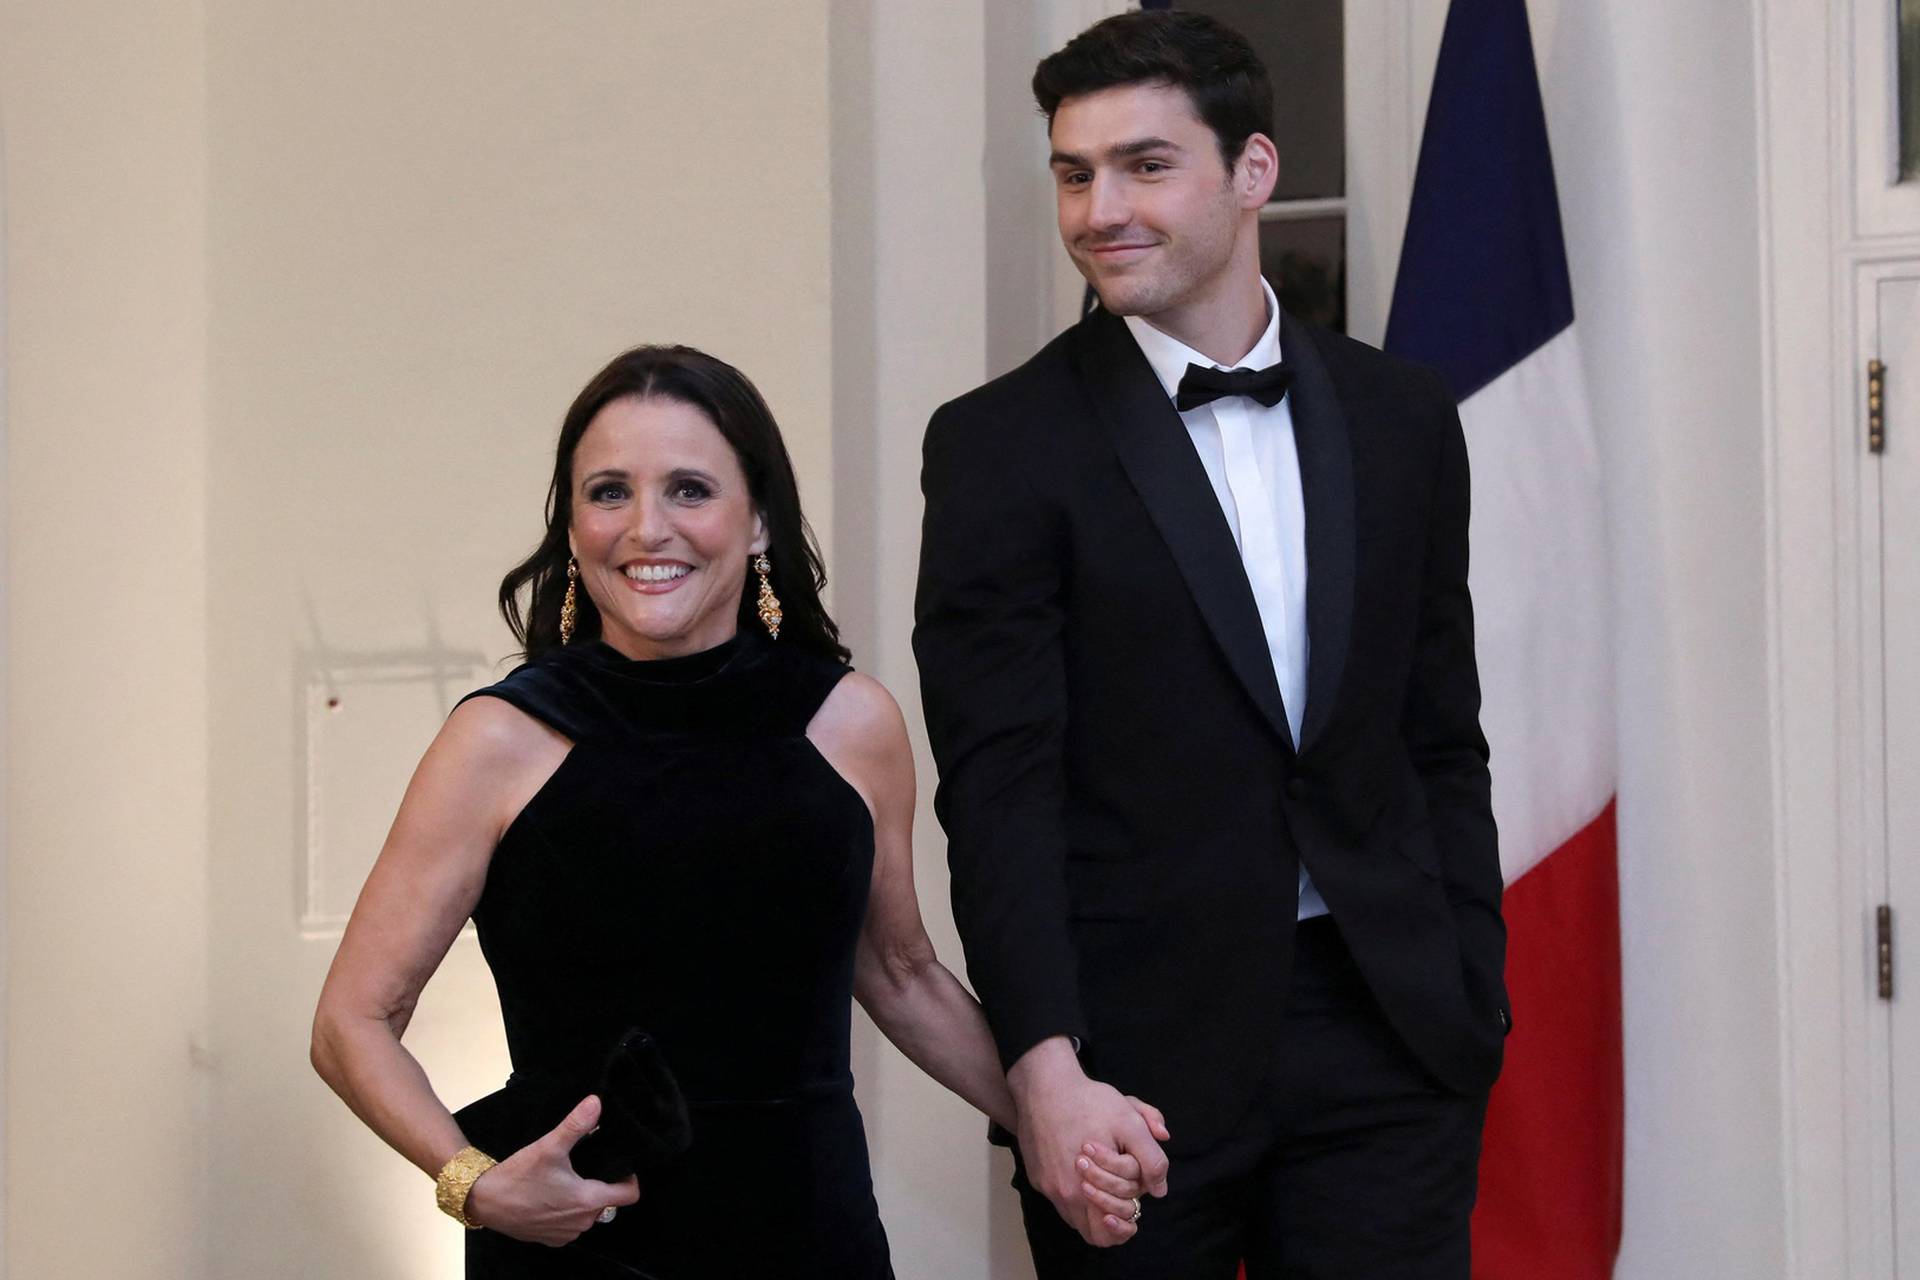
[685,1071,854,1109]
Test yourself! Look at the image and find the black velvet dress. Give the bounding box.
[456,631,893,1279]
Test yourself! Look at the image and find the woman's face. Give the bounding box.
[567,394,767,660]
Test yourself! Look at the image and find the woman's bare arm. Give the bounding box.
[808,674,1020,1129]
[312,695,638,1244]
[810,674,1161,1244]
[310,695,568,1177]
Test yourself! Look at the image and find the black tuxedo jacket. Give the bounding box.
[913,305,1509,1152]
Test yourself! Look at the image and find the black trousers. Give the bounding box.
[1015,917,1488,1280]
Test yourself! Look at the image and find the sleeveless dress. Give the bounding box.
[456,631,893,1279]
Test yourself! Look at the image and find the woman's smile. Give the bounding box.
[621,559,694,592]
[569,394,767,659]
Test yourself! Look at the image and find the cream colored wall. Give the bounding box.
[0,1,212,1276]
[198,3,833,1277]
[831,0,1038,1274]
[4,1,836,1276]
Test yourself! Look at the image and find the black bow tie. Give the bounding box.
[1174,362,1294,411]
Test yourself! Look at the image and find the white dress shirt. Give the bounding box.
[1123,279,1329,921]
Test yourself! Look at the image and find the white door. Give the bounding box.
[1869,270,1920,1279]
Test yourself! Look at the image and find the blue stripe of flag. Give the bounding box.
[1384,0,1573,402]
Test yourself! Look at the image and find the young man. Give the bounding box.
[913,12,1508,1277]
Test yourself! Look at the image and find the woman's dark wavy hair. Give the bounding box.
[1032,10,1274,173]
[499,344,849,664]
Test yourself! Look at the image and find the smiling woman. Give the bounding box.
[497,345,845,665]
[568,398,771,659]
[307,345,1154,1277]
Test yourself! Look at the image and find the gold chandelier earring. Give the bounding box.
[559,558,579,644]
[754,553,783,639]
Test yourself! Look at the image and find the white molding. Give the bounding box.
[1851,260,1908,1280]
[1849,233,1920,264]
[1757,0,1892,1274]
[0,116,11,1280]
[1343,0,1413,346]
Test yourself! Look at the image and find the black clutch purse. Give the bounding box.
[453,1028,693,1183]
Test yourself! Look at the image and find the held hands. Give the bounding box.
[1077,1099,1170,1238]
[462,1094,641,1246]
[1008,1038,1171,1248]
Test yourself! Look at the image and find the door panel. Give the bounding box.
[1875,273,1920,1278]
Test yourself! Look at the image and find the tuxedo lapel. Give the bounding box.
[1283,310,1355,753]
[1072,308,1294,749]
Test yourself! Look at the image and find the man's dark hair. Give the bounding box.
[1032,10,1274,172]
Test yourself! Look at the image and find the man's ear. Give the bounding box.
[1238,133,1280,210]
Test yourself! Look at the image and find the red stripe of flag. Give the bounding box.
[1472,800,1623,1277]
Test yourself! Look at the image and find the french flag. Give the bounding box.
[1384,1,1622,1276]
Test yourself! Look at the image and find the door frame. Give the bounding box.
[0,112,11,1280]
[1853,255,1920,1279]
[0,117,12,1280]
[1756,0,1912,1274]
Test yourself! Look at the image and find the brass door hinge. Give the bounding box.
[1869,359,1886,455]
[1878,904,1895,1000]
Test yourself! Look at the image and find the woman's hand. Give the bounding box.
[462,1095,641,1246]
[1076,1095,1171,1240]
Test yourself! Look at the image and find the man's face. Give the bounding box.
[1049,82,1253,320]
